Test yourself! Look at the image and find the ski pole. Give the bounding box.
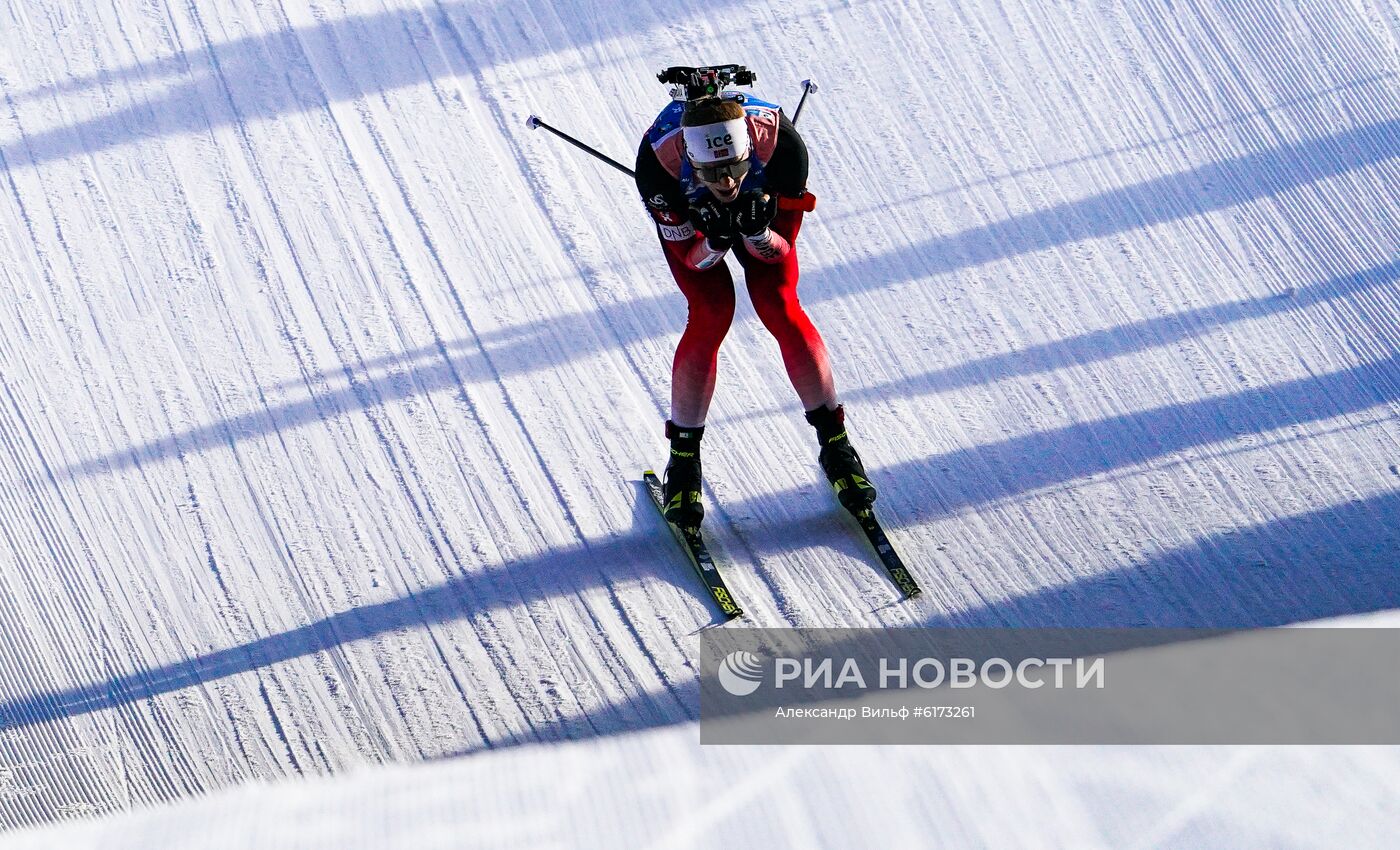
[791,79,819,124]
[528,78,816,179]
[524,114,635,178]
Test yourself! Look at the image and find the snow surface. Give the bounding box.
[0,0,1397,845]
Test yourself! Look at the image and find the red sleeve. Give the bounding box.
[663,233,729,270]
[740,229,791,263]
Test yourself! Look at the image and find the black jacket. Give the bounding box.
[634,110,809,221]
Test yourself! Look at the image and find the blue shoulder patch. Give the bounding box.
[735,94,781,112]
[646,101,686,144]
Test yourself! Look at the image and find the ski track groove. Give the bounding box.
[421,0,700,722]
[270,60,508,760]
[0,62,198,809]
[171,0,362,781]
[65,13,294,797]
[285,9,572,745]
[309,16,615,747]
[298,0,644,752]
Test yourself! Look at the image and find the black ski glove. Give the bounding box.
[732,191,778,237]
[688,198,734,241]
[703,234,734,253]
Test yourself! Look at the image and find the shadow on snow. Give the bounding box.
[5,355,1399,738]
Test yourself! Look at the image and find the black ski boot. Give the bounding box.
[805,404,877,514]
[663,421,705,528]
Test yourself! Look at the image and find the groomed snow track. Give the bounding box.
[0,0,1397,845]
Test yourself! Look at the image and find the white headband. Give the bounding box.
[682,117,750,164]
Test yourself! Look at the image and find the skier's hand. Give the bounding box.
[732,191,777,237]
[704,234,734,254]
[688,198,733,240]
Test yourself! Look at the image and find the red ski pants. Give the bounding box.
[659,209,837,427]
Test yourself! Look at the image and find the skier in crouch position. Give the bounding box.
[635,88,877,527]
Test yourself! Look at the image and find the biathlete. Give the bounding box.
[634,81,878,527]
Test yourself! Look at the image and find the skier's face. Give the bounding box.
[703,174,742,202]
[690,151,750,203]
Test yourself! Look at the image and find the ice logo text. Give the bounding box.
[718,651,765,697]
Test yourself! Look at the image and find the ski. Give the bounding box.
[851,507,922,599]
[643,470,744,619]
